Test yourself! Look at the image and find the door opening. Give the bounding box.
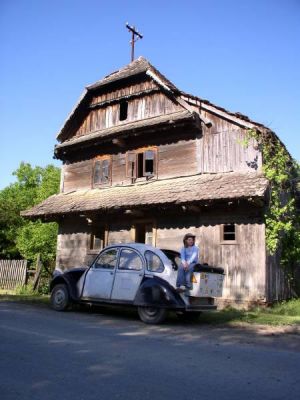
[134,223,154,245]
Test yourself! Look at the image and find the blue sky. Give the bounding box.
[0,0,299,188]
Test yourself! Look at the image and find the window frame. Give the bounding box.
[92,155,112,187]
[118,248,144,271]
[125,147,158,180]
[145,250,165,273]
[93,248,119,270]
[220,224,238,245]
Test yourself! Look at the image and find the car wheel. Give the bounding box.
[176,311,202,322]
[51,284,70,311]
[138,306,167,324]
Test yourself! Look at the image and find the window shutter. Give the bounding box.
[126,152,137,178]
[101,159,110,184]
[93,160,102,185]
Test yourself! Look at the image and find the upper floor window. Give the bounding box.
[119,101,128,121]
[93,156,111,187]
[126,148,157,179]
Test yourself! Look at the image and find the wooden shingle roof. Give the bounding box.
[21,172,269,219]
[87,57,179,92]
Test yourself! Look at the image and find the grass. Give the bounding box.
[201,299,300,326]
[0,288,299,326]
[0,289,49,305]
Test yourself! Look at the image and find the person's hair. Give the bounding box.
[184,236,195,247]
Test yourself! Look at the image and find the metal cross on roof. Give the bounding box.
[126,23,143,62]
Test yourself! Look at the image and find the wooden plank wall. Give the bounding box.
[56,218,90,270]
[0,260,27,290]
[56,211,268,306]
[155,215,266,304]
[63,160,93,192]
[198,112,262,173]
[62,122,262,193]
[75,91,180,138]
[266,252,291,302]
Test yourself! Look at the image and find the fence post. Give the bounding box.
[33,254,42,291]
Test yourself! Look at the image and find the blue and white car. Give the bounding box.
[50,243,224,324]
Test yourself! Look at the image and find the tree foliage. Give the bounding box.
[0,162,60,266]
[244,130,300,287]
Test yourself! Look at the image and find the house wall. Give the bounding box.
[56,217,90,271]
[61,122,262,193]
[74,81,181,138]
[266,251,292,303]
[56,209,267,306]
[155,213,266,305]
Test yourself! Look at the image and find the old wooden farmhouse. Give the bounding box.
[22,57,289,307]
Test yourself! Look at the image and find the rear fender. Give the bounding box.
[134,277,185,309]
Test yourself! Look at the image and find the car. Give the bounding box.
[50,243,224,324]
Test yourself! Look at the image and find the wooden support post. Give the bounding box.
[33,254,43,291]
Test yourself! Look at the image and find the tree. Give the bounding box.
[0,162,60,266]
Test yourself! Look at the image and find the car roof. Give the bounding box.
[106,242,162,253]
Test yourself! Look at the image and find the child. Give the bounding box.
[176,233,199,292]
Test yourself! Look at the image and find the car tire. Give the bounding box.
[176,311,201,322]
[137,306,167,324]
[51,284,70,311]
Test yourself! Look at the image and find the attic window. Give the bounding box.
[119,101,128,121]
[221,224,236,242]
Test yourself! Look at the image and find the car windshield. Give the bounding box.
[160,249,181,270]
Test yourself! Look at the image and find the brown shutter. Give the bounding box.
[93,160,102,185]
[101,159,110,184]
[126,152,137,178]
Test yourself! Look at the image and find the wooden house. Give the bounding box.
[22,57,290,307]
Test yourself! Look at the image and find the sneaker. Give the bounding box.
[176,286,186,293]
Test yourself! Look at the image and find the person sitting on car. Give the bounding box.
[176,233,199,292]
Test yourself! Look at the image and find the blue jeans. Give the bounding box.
[176,263,195,289]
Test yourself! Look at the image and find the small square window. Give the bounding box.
[221,224,237,243]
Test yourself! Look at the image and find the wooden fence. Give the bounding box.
[0,260,27,290]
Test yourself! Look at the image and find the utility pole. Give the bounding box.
[126,23,143,62]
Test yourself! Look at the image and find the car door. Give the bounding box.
[81,247,119,300]
[111,248,144,301]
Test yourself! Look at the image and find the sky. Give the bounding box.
[0,0,299,189]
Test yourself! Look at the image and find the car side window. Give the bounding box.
[118,249,143,271]
[145,251,164,273]
[94,248,118,269]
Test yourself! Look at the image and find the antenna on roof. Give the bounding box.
[126,23,143,62]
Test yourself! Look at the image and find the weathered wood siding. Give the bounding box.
[197,112,262,173]
[107,223,132,245]
[63,160,93,192]
[56,218,90,270]
[74,90,180,138]
[266,251,291,302]
[62,124,261,192]
[56,210,267,305]
[155,214,266,304]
